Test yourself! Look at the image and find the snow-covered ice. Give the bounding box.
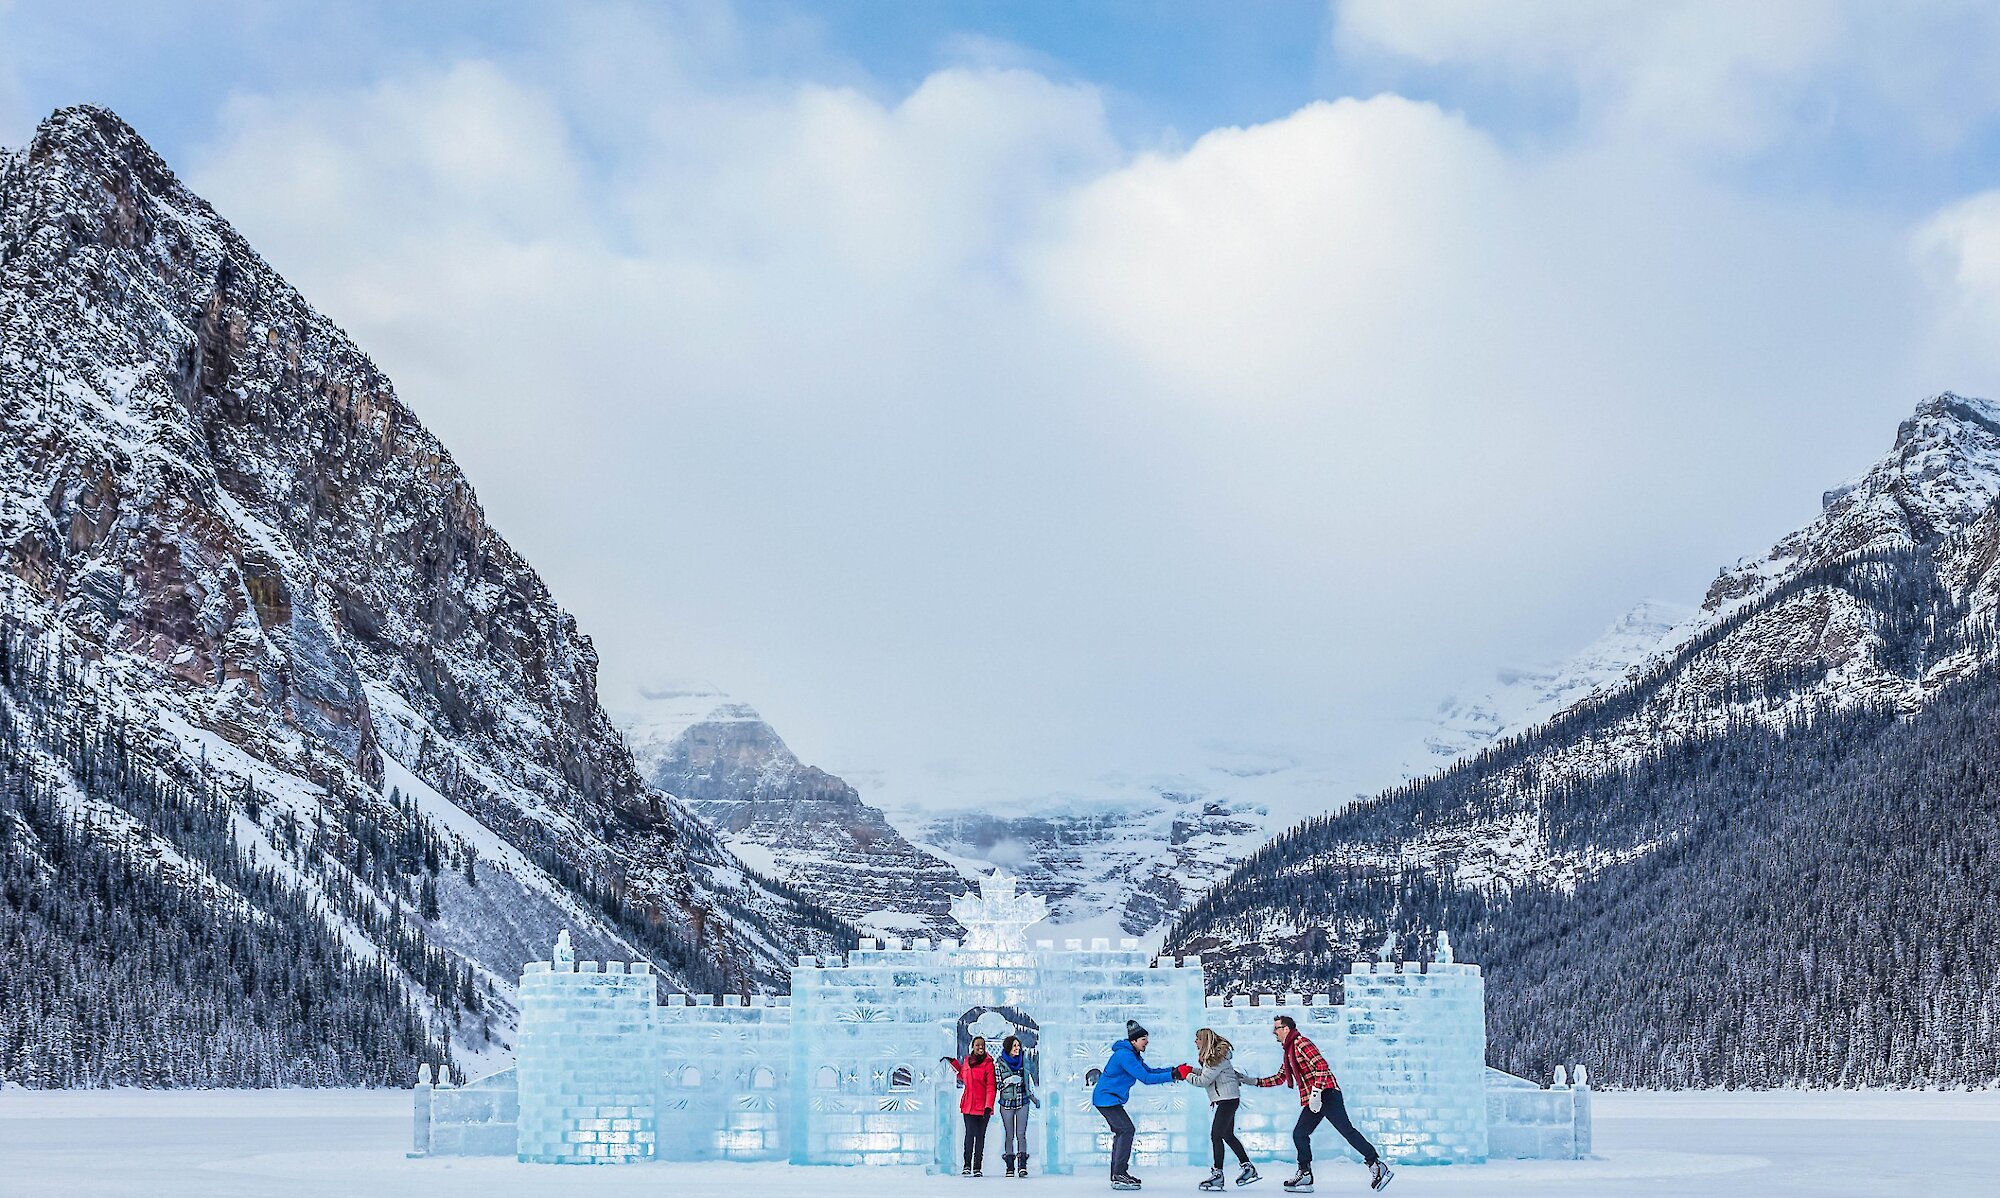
[2,1088,1996,1197]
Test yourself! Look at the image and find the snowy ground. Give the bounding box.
[1,1089,1996,1197]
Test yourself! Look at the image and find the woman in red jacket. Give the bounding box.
[944,1036,999,1176]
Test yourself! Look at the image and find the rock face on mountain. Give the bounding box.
[1168,392,2000,1087]
[0,107,849,1084]
[622,693,964,936]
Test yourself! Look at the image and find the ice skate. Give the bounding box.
[1235,1163,1260,1187]
[1281,1168,1312,1193]
[1198,1168,1226,1191]
[1368,1161,1393,1192]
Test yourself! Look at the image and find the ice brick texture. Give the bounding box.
[516,959,660,1163]
[1041,939,1206,1174]
[1485,1067,1592,1160]
[411,1066,519,1158]
[1196,995,1347,1165]
[1339,959,1487,1163]
[1196,963,1489,1165]
[658,994,792,1161]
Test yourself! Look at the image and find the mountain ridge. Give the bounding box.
[0,105,851,1085]
[1164,390,2000,1086]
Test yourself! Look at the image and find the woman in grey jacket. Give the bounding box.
[1187,1028,1258,1190]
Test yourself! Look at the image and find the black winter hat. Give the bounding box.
[1126,1020,1149,1043]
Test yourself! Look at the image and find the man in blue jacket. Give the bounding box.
[1091,1020,1190,1190]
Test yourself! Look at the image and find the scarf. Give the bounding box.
[1000,1049,1024,1072]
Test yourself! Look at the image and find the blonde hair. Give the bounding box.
[1194,1027,1233,1068]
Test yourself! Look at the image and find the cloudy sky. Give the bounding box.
[9,1,2000,799]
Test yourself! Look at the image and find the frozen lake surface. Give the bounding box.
[1,1088,1996,1197]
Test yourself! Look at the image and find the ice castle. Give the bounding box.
[410,872,1591,1170]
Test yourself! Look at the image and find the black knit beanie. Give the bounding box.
[1126,1020,1149,1043]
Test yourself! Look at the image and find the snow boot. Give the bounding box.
[1367,1161,1393,1192]
[963,1164,973,1177]
[1199,1168,1226,1191]
[1236,1163,1261,1187]
[1005,1156,1017,1178]
[1112,1175,1143,1191]
[1017,1156,1030,1178]
[1281,1169,1312,1193]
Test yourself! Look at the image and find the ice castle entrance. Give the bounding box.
[947,1003,1044,1173]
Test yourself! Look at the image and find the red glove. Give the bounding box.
[1174,1063,1193,1080]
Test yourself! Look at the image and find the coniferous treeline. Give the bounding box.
[0,618,457,1087]
[1175,668,2000,1087]
[1170,539,2000,1087]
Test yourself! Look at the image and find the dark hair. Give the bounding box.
[1272,1015,1297,1031]
[1001,1035,1023,1056]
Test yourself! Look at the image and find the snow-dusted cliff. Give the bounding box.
[620,690,965,936]
[0,106,849,1082]
[1169,389,2000,978]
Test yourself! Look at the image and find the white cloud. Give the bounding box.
[1335,0,2000,155]
[177,6,1983,799]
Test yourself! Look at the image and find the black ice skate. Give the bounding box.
[1368,1161,1393,1192]
[1281,1169,1312,1193]
[1199,1168,1226,1191]
[1236,1163,1260,1187]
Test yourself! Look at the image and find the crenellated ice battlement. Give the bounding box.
[415,876,1587,1171]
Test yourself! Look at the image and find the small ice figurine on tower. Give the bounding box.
[552,929,574,970]
[949,870,1048,951]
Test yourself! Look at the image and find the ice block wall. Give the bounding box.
[1197,994,1346,1164]
[1485,1066,1591,1159]
[1338,949,1487,1164]
[790,939,948,1166]
[411,1065,519,1157]
[1040,940,1205,1174]
[516,945,660,1164]
[656,993,792,1161]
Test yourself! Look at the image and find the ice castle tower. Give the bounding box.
[425,874,1589,1170]
[515,934,661,1163]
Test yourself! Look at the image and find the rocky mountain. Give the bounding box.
[621,689,965,936]
[620,599,1688,946]
[1167,392,2000,1086]
[0,106,850,1087]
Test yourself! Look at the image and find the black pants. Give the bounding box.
[1210,1098,1250,1170]
[1294,1090,1378,1168]
[962,1111,990,1169]
[1096,1103,1136,1177]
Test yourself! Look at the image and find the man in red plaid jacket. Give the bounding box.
[1253,1016,1391,1193]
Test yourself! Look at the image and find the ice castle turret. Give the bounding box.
[1337,932,1487,1163]
[432,879,1588,1170]
[516,939,660,1163]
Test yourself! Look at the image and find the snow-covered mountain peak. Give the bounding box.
[1424,598,1694,760]
[1709,391,2000,614]
[2,105,853,1082]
